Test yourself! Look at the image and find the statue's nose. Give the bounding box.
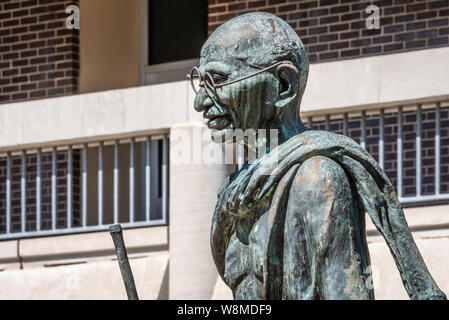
[193,89,213,112]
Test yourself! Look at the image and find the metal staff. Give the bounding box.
[109,224,139,300]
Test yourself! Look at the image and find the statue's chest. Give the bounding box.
[223,209,270,299]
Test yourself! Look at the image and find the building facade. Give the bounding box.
[0,0,449,299]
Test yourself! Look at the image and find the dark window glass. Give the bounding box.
[149,0,208,65]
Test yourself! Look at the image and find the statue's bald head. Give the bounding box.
[196,12,309,141]
[201,12,309,98]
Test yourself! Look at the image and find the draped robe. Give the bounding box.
[211,130,446,300]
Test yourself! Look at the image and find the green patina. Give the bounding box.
[193,12,446,300]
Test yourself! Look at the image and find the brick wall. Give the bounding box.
[0,0,79,105]
[208,0,449,63]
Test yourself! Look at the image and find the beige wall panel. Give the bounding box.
[0,252,168,299]
[368,234,449,300]
[0,82,188,151]
[79,0,140,93]
[211,276,233,300]
[169,121,234,299]
[301,46,449,115]
[18,227,167,268]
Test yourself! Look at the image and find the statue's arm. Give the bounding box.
[282,156,373,300]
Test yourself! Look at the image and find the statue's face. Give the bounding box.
[194,30,279,141]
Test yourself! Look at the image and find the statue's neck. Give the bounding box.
[243,109,307,156]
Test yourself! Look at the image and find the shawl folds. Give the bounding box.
[211,129,446,300]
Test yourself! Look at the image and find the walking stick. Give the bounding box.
[109,224,139,300]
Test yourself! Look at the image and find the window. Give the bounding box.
[148,0,208,65]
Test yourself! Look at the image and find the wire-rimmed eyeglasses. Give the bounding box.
[187,60,299,100]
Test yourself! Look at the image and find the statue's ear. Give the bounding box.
[274,63,300,108]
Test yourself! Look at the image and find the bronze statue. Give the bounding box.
[191,12,446,300]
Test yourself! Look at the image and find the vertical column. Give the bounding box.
[129,138,135,223]
[113,140,119,224]
[307,116,313,129]
[36,148,41,231]
[162,136,168,224]
[325,114,330,131]
[416,105,422,197]
[236,142,244,170]
[67,146,72,229]
[145,136,151,222]
[397,107,403,199]
[82,144,88,227]
[21,151,26,233]
[51,147,57,230]
[343,113,348,136]
[98,142,103,226]
[6,152,11,234]
[169,121,234,299]
[379,109,385,169]
[435,103,441,195]
[361,111,366,149]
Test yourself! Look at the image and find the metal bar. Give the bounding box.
[399,193,449,203]
[435,103,441,195]
[129,138,135,223]
[325,114,330,131]
[361,111,366,149]
[397,107,403,199]
[343,113,348,136]
[145,136,151,222]
[109,224,139,300]
[114,140,119,224]
[6,152,11,234]
[82,144,88,227]
[379,109,385,169]
[21,150,26,233]
[51,147,57,230]
[98,142,103,226]
[162,136,168,224]
[416,105,422,197]
[237,142,244,169]
[36,148,41,232]
[67,145,72,229]
[308,116,313,129]
[0,220,164,240]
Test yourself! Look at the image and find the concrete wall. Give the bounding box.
[0,227,169,299]
[169,121,234,299]
[301,46,449,115]
[0,81,191,151]
[79,0,140,93]
[2,47,449,151]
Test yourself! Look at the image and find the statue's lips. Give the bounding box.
[207,115,232,130]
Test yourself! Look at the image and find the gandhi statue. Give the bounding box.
[191,12,446,300]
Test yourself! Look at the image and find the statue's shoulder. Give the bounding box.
[291,154,352,202]
[296,155,347,182]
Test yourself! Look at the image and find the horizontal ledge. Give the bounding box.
[0,128,170,154]
[16,225,168,261]
[300,95,449,118]
[0,221,166,241]
[301,47,449,114]
[399,194,449,204]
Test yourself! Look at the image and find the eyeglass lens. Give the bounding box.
[190,67,216,99]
